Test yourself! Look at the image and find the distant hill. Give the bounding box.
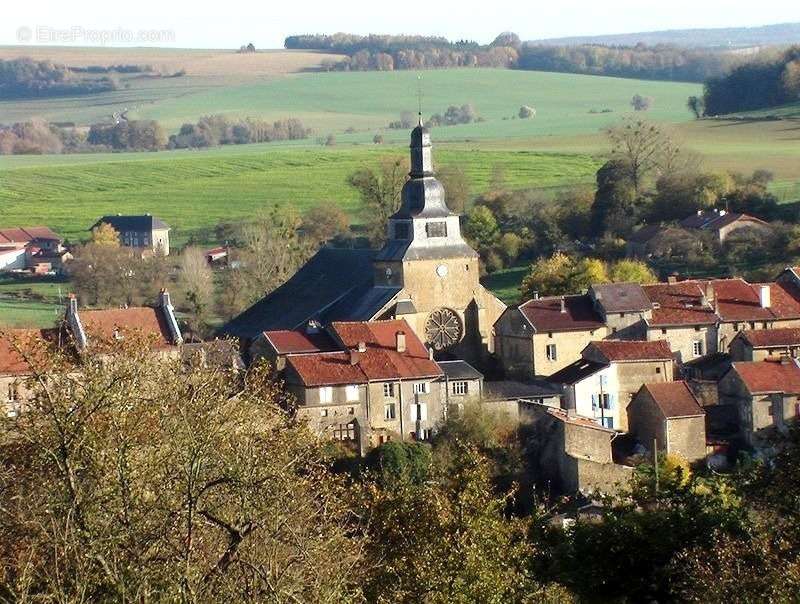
[530,22,800,49]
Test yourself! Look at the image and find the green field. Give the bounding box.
[0,146,603,245]
[0,277,68,328]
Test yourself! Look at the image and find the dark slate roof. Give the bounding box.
[483,379,561,401]
[93,215,170,232]
[591,282,651,313]
[548,359,607,385]
[220,248,383,339]
[394,299,418,315]
[437,360,483,381]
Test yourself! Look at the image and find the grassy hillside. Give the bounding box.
[0,145,602,245]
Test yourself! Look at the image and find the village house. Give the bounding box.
[709,278,800,351]
[494,294,609,379]
[642,281,718,363]
[588,282,652,339]
[729,327,800,362]
[718,358,800,446]
[679,209,771,243]
[0,329,54,417]
[525,403,634,495]
[281,319,446,453]
[64,290,183,355]
[252,322,339,369]
[549,340,675,431]
[223,124,505,368]
[91,214,171,255]
[436,359,484,413]
[0,226,70,274]
[627,381,707,463]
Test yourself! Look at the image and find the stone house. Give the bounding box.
[222,125,505,368]
[0,329,54,417]
[282,319,446,454]
[588,282,652,339]
[437,359,484,414]
[524,403,634,495]
[710,278,800,352]
[549,340,675,431]
[627,381,706,462]
[718,358,800,446]
[729,327,800,362]
[679,209,771,243]
[642,281,718,363]
[92,214,171,255]
[64,290,183,355]
[494,294,608,379]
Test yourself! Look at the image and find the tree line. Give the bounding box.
[0,57,118,98]
[700,45,800,115]
[0,115,311,155]
[3,334,800,601]
[287,32,744,82]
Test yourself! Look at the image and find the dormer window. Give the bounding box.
[426,222,447,238]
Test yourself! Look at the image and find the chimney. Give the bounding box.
[760,285,771,309]
[696,210,702,216]
[781,353,792,365]
[349,349,361,365]
[560,296,566,314]
[159,289,183,345]
[719,209,726,217]
[667,273,678,284]
[67,292,78,318]
[357,341,367,353]
[533,290,539,300]
[704,281,715,306]
[159,288,171,308]
[428,347,434,361]
[396,331,407,353]
[66,293,88,352]
[305,320,321,335]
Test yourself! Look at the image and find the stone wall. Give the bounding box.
[666,415,707,462]
[647,324,716,363]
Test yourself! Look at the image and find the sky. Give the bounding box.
[3,0,799,48]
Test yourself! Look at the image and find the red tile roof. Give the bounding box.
[732,360,800,395]
[80,307,174,348]
[738,328,800,348]
[519,294,605,333]
[643,282,717,326]
[711,279,800,322]
[263,329,337,354]
[286,320,442,387]
[0,227,61,245]
[0,329,54,376]
[589,339,673,362]
[641,381,704,418]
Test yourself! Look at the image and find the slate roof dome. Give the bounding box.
[393,122,452,219]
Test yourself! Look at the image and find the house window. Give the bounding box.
[421,428,433,440]
[546,344,557,362]
[6,383,18,403]
[383,383,395,398]
[425,222,447,238]
[749,322,756,330]
[656,367,662,374]
[692,340,704,357]
[320,408,328,417]
[452,381,469,396]
[410,402,428,421]
[319,386,333,403]
[143,236,150,246]
[384,403,397,420]
[599,393,612,410]
[734,323,740,332]
[694,326,701,332]
[661,329,667,335]
[132,237,139,247]
[413,382,430,395]
[332,423,356,441]
[345,384,360,402]
[762,322,769,329]
[601,417,614,429]
[348,406,355,415]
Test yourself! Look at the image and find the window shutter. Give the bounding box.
[420,403,428,421]
[591,393,598,410]
[410,403,418,421]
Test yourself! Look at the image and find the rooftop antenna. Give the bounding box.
[417,74,423,125]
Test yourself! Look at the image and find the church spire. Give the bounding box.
[409,122,434,178]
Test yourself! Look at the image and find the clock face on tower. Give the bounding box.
[436,264,448,278]
[425,307,463,351]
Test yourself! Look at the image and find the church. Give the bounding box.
[222,123,506,366]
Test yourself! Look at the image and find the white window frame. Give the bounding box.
[319,386,333,404]
[383,383,395,398]
[546,343,558,361]
[384,402,397,420]
[345,384,360,402]
[319,408,328,417]
[413,382,430,395]
[452,381,469,396]
[692,340,704,357]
